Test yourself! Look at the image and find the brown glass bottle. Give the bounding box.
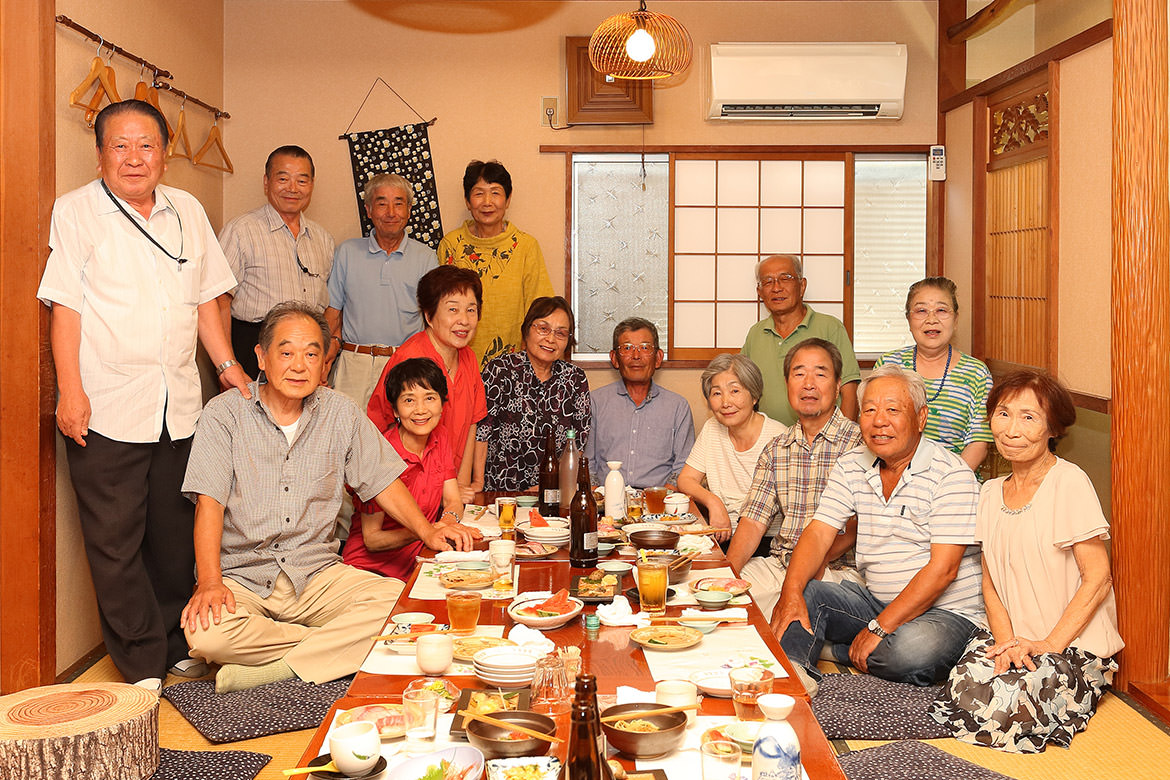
[538,430,560,516]
[567,674,614,780]
[569,457,598,568]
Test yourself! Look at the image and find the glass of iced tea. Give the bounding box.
[636,560,669,616]
[729,667,774,721]
[445,592,481,634]
[496,497,517,532]
[644,486,668,514]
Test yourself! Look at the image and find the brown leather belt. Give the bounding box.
[342,342,396,357]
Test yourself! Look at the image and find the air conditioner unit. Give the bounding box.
[708,42,908,120]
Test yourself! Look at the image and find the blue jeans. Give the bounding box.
[780,579,977,686]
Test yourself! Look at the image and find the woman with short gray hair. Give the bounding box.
[678,354,787,542]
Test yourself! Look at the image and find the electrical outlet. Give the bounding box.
[541,97,558,127]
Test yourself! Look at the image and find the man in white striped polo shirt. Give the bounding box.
[775,364,984,689]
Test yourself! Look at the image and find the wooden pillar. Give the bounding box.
[0,0,57,691]
[1112,0,1170,690]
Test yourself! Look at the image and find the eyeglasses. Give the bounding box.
[758,273,799,288]
[533,322,571,341]
[295,251,321,279]
[909,306,954,320]
[616,343,656,355]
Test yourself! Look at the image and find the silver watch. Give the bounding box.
[867,618,890,638]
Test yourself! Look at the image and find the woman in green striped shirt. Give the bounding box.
[875,277,993,473]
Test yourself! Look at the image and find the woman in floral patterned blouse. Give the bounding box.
[473,296,591,491]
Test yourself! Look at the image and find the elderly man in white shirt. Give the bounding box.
[38,100,250,691]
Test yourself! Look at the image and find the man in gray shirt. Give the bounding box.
[181,302,479,693]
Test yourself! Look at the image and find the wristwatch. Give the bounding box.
[867,618,890,639]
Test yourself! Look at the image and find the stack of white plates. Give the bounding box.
[472,646,544,688]
[519,520,571,547]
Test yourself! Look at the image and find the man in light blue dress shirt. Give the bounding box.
[586,317,695,488]
[325,173,437,408]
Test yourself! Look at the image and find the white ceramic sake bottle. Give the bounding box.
[603,461,626,520]
[752,694,801,780]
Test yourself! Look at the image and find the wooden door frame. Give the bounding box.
[0,0,57,692]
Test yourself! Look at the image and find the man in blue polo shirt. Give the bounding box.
[586,317,694,488]
[774,363,984,692]
[324,173,437,408]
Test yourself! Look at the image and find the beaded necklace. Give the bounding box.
[913,344,953,403]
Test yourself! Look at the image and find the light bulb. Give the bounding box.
[625,28,656,62]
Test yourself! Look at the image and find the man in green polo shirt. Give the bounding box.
[741,255,861,425]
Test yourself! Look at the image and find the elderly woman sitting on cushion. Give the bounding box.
[677,354,786,542]
[929,369,1123,753]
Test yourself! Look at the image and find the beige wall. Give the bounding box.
[941,38,1112,515]
[53,0,225,674]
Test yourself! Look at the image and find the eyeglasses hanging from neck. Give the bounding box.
[101,179,187,266]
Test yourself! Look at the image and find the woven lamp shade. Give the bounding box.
[588,3,693,80]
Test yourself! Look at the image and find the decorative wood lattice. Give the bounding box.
[985,157,1050,368]
[990,90,1049,157]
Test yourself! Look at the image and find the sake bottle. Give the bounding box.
[603,461,626,520]
[752,694,801,780]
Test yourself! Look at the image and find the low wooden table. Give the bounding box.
[299,513,845,777]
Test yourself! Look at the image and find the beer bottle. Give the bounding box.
[539,430,561,516]
[567,674,615,780]
[569,457,598,568]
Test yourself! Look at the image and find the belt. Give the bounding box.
[342,342,396,357]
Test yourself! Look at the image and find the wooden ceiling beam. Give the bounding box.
[947,0,1028,44]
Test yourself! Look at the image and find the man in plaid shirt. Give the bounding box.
[726,338,864,622]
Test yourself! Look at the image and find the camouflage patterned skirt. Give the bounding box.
[927,629,1116,753]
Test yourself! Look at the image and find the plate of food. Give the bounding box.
[336,702,406,739]
[629,625,703,651]
[452,635,517,663]
[449,688,530,737]
[404,677,462,713]
[485,756,562,780]
[385,622,449,653]
[642,512,700,526]
[515,542,558,560]
[507,590,584,629]
[689,669,733,698]
[570,570,620,602]
[440,569,500,590]
[688,577,752,596]
[597,521,623,541]
[700,725,752,763]
[392,746,484,780]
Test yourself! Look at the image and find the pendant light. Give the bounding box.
[588,0,693,80]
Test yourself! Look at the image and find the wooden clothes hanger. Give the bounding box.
[146,75,176,139]
[133,65,149,100]
[69,41,120,125]
[193,115,233,173]
[167,99,192,161]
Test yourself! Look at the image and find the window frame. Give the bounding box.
[543,144,937,368]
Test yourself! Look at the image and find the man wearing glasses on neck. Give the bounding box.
[217,145,335,378]
[585,317,694,489]
[742,254,861,426]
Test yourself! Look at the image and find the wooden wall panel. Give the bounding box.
[0,0,57,692]
[1112,0,1170,689]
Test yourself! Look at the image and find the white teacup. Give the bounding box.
[328,720,380,776]
[656,678,700,726]
[415,633,454,675]
[664,492,690,515]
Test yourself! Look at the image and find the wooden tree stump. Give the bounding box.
[0,682,159,780]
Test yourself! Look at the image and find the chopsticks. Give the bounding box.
[669,551,701,570]
[599,703,699,723]
[456,709,564,743]
[648,615,746,623]
[470,505,489,522]
[371,627,459,641]
[679,528,720,536]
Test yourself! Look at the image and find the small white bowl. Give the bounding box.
[598,560,633,576]
[391,612,435,625]
[757,693,795,720]
[676,619,718,634]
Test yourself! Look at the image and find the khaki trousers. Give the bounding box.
[333,350,392,411]
[741,556,865,621]
[186,563,403,683]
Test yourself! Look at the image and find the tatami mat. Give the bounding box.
[75,656,312,780]
[72,654,1170,780]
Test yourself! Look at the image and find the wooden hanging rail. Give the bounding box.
[152,82,230,120]
[55,15,172,81]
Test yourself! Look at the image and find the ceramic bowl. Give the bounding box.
[694,590,734,610]
[757,693,795,720]
[597,560,633,577]
[599,703,687,759]
[456,560,491,571]
[465,710,556,759]
[507,596,585,630]
[628,529,680,551]
[676,618,718,634]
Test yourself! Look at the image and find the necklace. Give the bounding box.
[913,344,952,403]
[1001,453,1056,515]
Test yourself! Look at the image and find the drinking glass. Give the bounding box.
[625,490,644,521]
[496,497,517,532]
[644,486,668,514]
[488,539,516,580]
[636,560,668,616]
[655,679,699,726]
[445,592,481,634]
[701,740,743,780]
[403,688,439,741]
[415,633,453,676]
[729,667,774,721]
[530,654,571,714]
